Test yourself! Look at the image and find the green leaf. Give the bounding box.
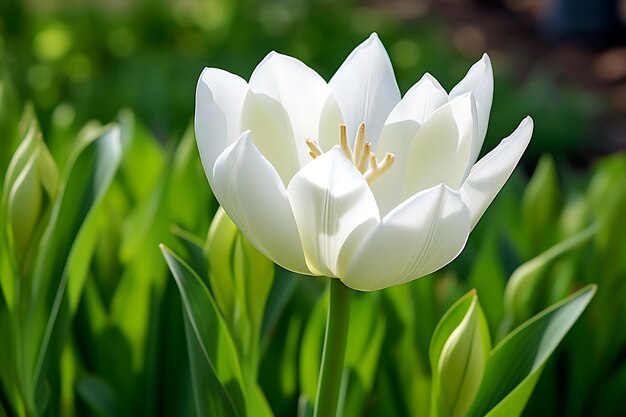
[466,285,596,417]
[501,224,597,333]
[170,225,209,286]
[75,374,119,417]
[183,311,236,417]
[27,124,122,401]
[117,109,164,202]
[468,234,505,332]
[521,154,560,256]
[167,123,213,231]
[299,287,328,401]
[160,244,246,417]
[341,293,386,417]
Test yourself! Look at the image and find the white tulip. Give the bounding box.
[195,33,533,291]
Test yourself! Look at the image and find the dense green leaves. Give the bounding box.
[467,285,596,417]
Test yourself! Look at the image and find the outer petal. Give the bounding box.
[450,54,493,163]
[329,33,401,149]
[341,185,471,291]
[249,52,341,165]
[195,68,248,188]
[460,117,534,229]
[287,147,380,277]
[385,73,449,126]
[402,93,477,199]
[212,131,310,274]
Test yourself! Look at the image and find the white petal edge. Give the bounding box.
[195,68,248,189]
[249,52,340,166]
[329,33,401,149]
[386,73,449,126]
[341,184,471,291]
[460,116,534,230]
[286,147,380,277]
[450,54,494,164]
[212,131,310,274]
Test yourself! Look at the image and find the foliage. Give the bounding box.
[0,1,622,416]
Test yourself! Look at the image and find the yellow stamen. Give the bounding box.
[306,138,322,158]
[304,123,395,185]
[356,142,371,174]
[339,124,352,162]
[365,152,395,184]
[353,122,366,168]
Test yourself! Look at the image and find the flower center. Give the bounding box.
[306,123,395,185]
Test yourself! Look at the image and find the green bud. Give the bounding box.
[2,120,58,269]
[430,291,491,417]
[205,207,274,370]
[206,207,239,322]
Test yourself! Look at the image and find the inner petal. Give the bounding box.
[402,93,476,199]
[240,91,301,186]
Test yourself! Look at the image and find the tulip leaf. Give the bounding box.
[501,224,597,334]
[521,154,560,256]
[466,285,596,417]
[170,225,209,285]
[75,374,119,417]
[27,124,122,400]
[342,292,386,417]
[167,123,213,231]
[299,286,328,402]
[160,244,246,417]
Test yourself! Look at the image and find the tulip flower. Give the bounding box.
[195,33,533,292]
[195,33,532,417]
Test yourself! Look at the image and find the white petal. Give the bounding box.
[450,54,493,163]
[329,33,401,149]
[386,73,449,125]
[402,93,477,199]
[194,68,248,188]
[249,52,341,164]
[461,117,533,229]
[240,91,301,185]
[212,131,310,274]
[286,147,380,277]
[342,185,471,291]
[369,120,420,216]
[317,95,345,153]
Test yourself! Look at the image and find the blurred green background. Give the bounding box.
[1,1,626,416]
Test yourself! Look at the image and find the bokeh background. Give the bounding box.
[2,0,626,161]
[1,1,626,416]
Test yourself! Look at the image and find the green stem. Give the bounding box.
[313,278,352,417]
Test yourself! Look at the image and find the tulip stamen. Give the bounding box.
[306,123,394,184]
[339,124,353,162]
[306,138,323,159]
[365,152,395,184]
[353,123,366,170]
[356,142,371,174]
